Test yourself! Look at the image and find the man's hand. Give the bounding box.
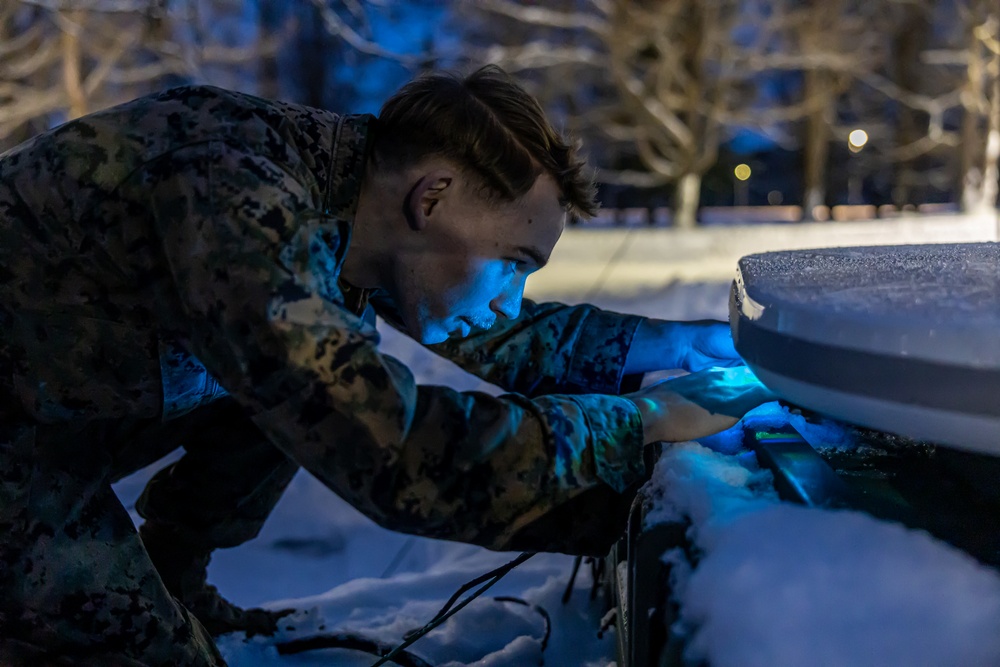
[624,319,743,375]
[626,366,778,443]
[680,320,743,371]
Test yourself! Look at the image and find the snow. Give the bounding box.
[736,243,1000,365]
[527,212,998,299]
[215,557,614,667]
[645,442,1000,667]
[110,214,1000,665]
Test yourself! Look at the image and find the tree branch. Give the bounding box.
[474,0,608,36]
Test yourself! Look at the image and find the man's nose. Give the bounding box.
[491,281,523,320]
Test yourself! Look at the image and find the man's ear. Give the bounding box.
[403,170,454,231]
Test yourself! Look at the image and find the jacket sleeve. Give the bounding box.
[372,295,644,397]
[135,141,646,555]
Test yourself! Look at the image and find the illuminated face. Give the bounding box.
[390,173,566,344]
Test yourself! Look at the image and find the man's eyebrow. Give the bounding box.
[516,245,549,268]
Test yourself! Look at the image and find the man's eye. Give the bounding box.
[505,259,520,273]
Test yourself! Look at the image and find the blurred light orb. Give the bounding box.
[848,129,869,152]
[767,190,783,205]
[734,163,752,181]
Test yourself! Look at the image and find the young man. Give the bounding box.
[0,65,774,665]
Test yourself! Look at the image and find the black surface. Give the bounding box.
[747,423,1000,567]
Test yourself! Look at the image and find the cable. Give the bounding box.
[274,594,552,667]
[381,536,416,578]
[584,226,637,301]
[561,556,605,604]
[275,555,550,667]
[371,552,536,667]
[589,557,605,601]
[561,555,583,604]
[492,596,552,655]
[274,632,433,667]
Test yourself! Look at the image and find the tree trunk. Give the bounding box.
[891,5,930,207]
[673,172,701,228]
[802,69,831,221]
[296,3,331,109]
[958,11,1000,214]
[958,34,986,213]
[61,9,88,120]
[973,50,1000,215]
[257,0,281,100]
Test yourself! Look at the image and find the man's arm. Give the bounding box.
[374,296,744,397]
[372,295,645,397]
[136,141,645,556]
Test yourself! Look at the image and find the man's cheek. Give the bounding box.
[468,267,508,305]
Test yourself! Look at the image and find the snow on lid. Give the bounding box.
[739,243,1000,320]
[643,441,1000,667]
[735,242,1000,366]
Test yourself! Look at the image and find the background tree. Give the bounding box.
[463,0,892,225]
[0,0,272,150]
[2,0,997,215]
[762,0,886,218]
[0,0,436,151]
[954,0,1000,214]
[466,0,757,228]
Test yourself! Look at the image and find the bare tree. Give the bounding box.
[768,0,885,217]
[0,0,284,150]
[849,0,998,211]
[468,0,752,227]
[466,0,889,225]
[956,1,1000,213]
[464,0,999,220]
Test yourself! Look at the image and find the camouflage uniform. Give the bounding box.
[0,86,647,665]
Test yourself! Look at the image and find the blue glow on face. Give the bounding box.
[445,257,526,327]
[414,255,530,344]
[402,173,563,345]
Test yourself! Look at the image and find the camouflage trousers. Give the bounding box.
[0,397,299,666]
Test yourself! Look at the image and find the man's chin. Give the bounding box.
[416,324,451,345]
[421,332,450,345]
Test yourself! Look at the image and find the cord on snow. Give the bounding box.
[275,632,433,667]
[273,551,564,666]
[370,552,536,667]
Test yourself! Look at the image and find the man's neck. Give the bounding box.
[341,172,391,290]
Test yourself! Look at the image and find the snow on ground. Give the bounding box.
[527,211,998,299]
[111,214,1000,665]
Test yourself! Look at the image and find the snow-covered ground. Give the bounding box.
[111,213,1000,666]
[527,211,998,299]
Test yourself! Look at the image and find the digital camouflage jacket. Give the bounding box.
[0,85,647,555]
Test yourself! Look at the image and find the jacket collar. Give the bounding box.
[323,114,374,223]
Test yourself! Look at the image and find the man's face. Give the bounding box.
[391,173,566,344]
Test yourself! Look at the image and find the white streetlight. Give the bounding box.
[848,129,869,153]
[847,129,868,205]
